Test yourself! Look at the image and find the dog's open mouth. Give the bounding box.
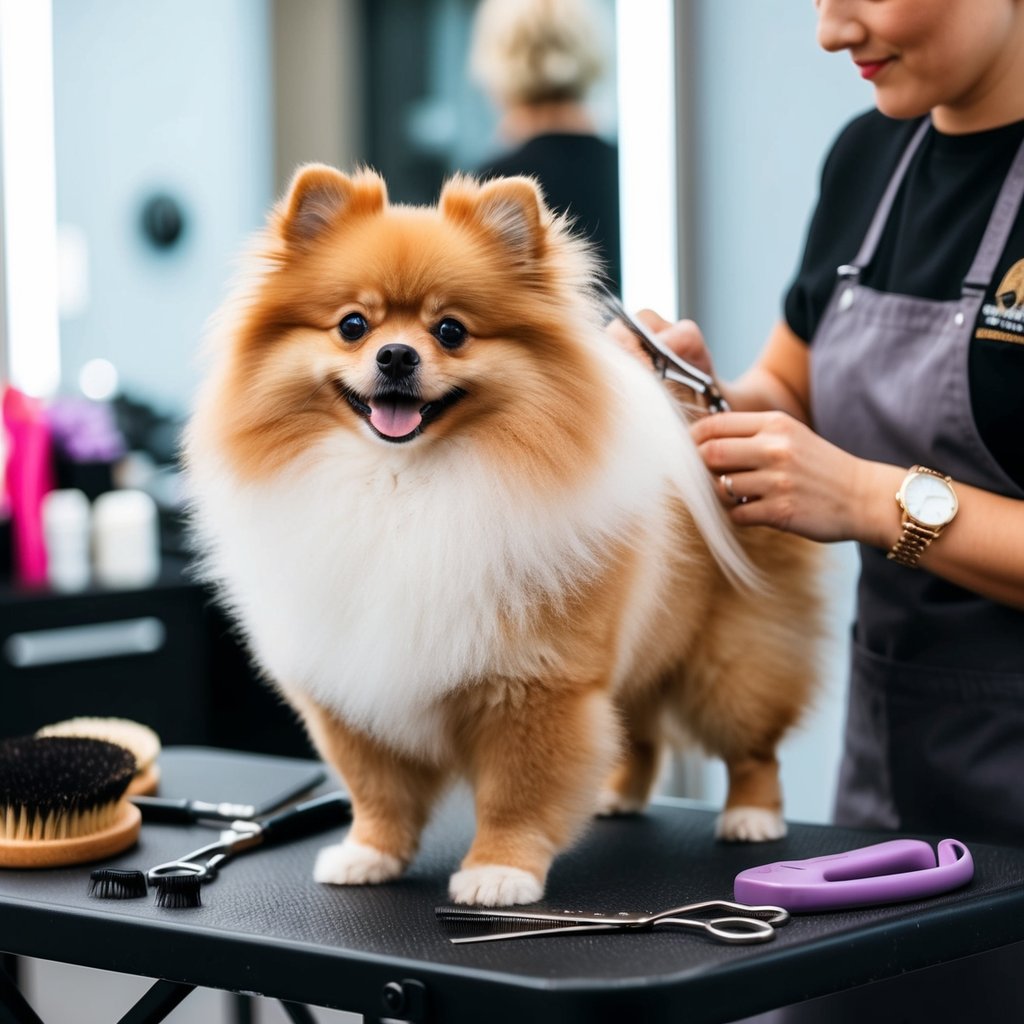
[338,384,467,443]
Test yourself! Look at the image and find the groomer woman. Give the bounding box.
[650,0,1024,845]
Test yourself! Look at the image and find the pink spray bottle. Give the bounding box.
[2,385,53,586]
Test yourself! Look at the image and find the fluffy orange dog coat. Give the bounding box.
[185,166,822,906]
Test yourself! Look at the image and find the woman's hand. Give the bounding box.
[690,409,892,544]
[693,409,1024,608]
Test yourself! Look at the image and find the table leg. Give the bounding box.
[230,993,255,1024]
[279,1002,317,1024]
[115,979,196,1024]
[0,960,16,990]
[0,961,43,1024]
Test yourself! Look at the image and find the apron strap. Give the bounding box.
[963,133,1024,293]
[846,117,931,275]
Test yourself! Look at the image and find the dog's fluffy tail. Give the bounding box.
[666,400,761,591]
[598,334,760,592]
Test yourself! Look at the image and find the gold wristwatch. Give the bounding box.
[887,466,959,568]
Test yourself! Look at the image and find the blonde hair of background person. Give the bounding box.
[468,0,621,292]
[469,0,605,107]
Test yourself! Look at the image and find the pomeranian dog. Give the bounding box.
[185,166,821,907]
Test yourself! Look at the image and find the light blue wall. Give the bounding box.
[52,0,273,416]
[682,1,875,823]
[688,0,871,377]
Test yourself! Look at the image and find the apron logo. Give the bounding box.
[995,258,1024,311]
[978,258,1024,345]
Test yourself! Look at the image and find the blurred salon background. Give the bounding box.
[0,2,876,1019]
[1,0,874,851]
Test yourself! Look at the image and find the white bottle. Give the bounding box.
[41,488,92,592]
[92,489,161,589]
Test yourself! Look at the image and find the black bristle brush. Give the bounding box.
[153,874,203,909]
[0,736,142,868]
[89,867,149,899]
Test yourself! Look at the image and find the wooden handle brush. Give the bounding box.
[0,735,142,868]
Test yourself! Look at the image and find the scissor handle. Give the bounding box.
[257,792,351,846]
[666,899,789,926]
[147,838,236,883]
[666,371,731,414]
[654,915,776,945]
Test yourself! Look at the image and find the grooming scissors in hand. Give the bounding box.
[596,283,730,413]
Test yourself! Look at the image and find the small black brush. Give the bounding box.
[89,868,149,899]
[153,874,203,909]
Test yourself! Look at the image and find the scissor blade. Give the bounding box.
[448,922,622,945]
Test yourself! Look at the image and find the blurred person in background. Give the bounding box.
[469,0,621,293]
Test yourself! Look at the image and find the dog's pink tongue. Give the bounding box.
[369,399,423,438]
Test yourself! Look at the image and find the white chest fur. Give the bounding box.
[188,340,746,761]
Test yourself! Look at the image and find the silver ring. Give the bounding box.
[719,474,749,505]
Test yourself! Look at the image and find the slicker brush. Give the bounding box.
[0,735,142,868]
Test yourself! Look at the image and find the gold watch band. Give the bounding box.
[887,518,941,568]
[886,465,957,569]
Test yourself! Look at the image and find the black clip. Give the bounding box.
[380,978,427,1024]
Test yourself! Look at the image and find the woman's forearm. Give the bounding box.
[855,460,1024,611]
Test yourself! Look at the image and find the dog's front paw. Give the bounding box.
[313,839,405,885]
[595,789,646,817]
[448,865,544,906]
[715,807,787,842]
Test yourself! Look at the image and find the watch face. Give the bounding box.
[903,472,957,527]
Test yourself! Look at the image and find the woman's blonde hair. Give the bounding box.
[469,0,606,106]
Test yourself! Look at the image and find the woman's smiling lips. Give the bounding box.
[855,57,894,80]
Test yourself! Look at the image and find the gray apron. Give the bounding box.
[809,118,1024,844]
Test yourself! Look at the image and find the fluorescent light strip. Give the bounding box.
[0,0,61,398]
[614,0,678,319]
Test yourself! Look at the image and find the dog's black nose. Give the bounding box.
[376,343,420,380]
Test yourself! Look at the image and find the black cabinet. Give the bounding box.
[0,564,315,758]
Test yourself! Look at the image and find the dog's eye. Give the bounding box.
[339,313,368,341]
[434,317,467,349]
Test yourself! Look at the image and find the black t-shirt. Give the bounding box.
[785,110,1024,487]
[477,132,621,293]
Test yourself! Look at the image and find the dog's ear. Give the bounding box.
[275,165,387,246]
[440,175,546,260]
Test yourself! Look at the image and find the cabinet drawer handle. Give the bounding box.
[4,617,166,668]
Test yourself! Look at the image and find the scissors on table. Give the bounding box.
[436,897,788,945]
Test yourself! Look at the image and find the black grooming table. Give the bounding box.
[2,747,1024,1024]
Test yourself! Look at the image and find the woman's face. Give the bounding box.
[814,0,1024,132]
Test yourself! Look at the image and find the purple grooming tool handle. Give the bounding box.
[734,838,974,912]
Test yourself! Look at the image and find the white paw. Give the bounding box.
[715,806,787,842]
[448,865,544,906]
[313,839,405,885]
[596,789,646,817]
